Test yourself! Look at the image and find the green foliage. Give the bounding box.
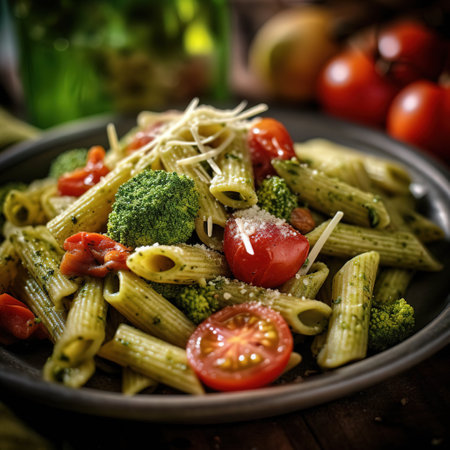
[48,148,88,178]
[107,170,200,248]
[368,298,415,352]
[174,283,220,325]
[256,176,297,220]
[0,182,27,238]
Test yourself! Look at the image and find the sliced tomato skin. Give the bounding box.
[247,118,296,185]
[126,121,164,153]
[186,303,293,392]
[0,293,48,345]
[57,145,110,197]
[223,216,309,288]
[60,232,131,277]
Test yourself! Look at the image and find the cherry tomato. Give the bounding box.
[186,303,293,391]
[57,145,110,197]
[126,121,164,154]
[223,212,309,288]
[387,81,450,162]
[317,49,400,127]
[376,19,447,86]
[247,118,295,185]
[0,293,48,345]
[60,232,132,277]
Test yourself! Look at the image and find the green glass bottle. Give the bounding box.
[10,0,230,128]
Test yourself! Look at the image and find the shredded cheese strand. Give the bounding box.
[298,211,344,276]
[107,123,120,155]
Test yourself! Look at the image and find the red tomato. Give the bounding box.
[223,212,309,288]
[247,118,295,185]
[126,121,164,154]
[60,232,131,277]
[376,19,447,86]
[387,81,450,162]
[58,146,110,197]
[0,293,48,345]
[186,303,293,391]
[317,49,400,127]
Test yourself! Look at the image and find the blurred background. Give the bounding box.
[0,0,449,162]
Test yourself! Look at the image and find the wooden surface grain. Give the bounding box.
[2,344,448,450]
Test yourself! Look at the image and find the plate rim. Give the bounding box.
[0,110,449,423]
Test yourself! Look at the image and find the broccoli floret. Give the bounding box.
[148,282,186,301]
[173,283,220,325]
[368,298,415,352]
[0,182,27,238]
[107,170,200,248]
[49,148,88,178]
[256,176,298,220]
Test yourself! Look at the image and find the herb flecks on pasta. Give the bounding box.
[0,100,444,396]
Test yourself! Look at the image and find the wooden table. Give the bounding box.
[2,344,448,450]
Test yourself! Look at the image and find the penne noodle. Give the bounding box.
[126,243,230,285]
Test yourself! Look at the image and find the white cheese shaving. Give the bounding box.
[107,123,120,155]
[298,211,344,276]
[235,217,254,255]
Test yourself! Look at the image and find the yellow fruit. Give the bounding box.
[248,6,340,102]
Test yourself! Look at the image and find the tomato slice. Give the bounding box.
[0,293,48,345]
[186,303,293,391]
[247,118,295,185]
[60,232,132,277]
[223,210,309,288]
[57,145,110,197]
[126,121,164,154]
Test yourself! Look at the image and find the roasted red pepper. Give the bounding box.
[126,121,164,154]
[57,145,110,197]
[0,293,48,345]
[60,232,132,277]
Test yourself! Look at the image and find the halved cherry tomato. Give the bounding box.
[57,145,110,197]
[386,81,450,162]
[186,303,293,391]
[247,118,296,185]
[60,232,131,277]
[223,212,309,288]
[0,293,48,345]
[126,121,165,154]
[317,49,400,127]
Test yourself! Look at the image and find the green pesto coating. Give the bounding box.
[0,182,27,238]
[48,148,88,178]
[173,283,220,325]
[107,170,200,248]
[368,298,415,352]
[256,176,298,220]
[147,282,187,301]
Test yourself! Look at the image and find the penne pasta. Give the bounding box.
[373,268,414,304]
[209,134,258,209]
[103,270,195,348]
[12,266,66,343]
[306,220,443,271]
[43,277,107,387]
[208,277,332,336]
[316,251,380,369]
[10,225,80,310]
[0,238,19,293]
[98,324,205,395]
[126,243,230,285]
[273,159,391,229]
[3,178,55,227]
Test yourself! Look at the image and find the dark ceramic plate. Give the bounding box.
[0,109,449,424]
